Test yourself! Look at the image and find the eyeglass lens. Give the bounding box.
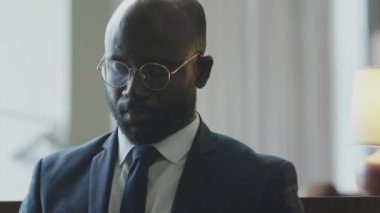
[102,61,170,90]
[140,64,170,90]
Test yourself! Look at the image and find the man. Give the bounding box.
[20,0,304,212]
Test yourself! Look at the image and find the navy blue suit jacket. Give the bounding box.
[20,121,304,213]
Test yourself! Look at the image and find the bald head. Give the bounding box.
[102,0,213,144]
[105,0,206,57]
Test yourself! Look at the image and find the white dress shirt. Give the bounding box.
[107,115,200,213]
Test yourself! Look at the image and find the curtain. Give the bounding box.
[197,0,331,194]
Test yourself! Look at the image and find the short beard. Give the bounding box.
[105,87,197,145]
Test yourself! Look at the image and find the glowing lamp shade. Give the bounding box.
[352,68,380,144]
[353,68,380,195]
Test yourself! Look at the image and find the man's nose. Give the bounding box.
[122,69,149,98]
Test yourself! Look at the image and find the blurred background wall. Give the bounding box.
[0,0,375,200]
[197,0,333,195]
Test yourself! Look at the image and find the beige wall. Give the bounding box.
[69,0,112,145]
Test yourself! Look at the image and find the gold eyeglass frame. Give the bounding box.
[96,52,201,91]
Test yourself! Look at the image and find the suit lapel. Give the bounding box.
[171,121,216,213]
[88,130,118,213]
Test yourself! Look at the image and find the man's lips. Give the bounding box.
[122,109,152,124]
[117,98,159,123]
[118,102,153,122]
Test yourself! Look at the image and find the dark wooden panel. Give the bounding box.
[1,197,380,213]
[0,201,21,213]
[301,197,380,213]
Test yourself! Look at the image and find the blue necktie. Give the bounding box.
[120,145,161,213]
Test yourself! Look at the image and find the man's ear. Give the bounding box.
[195,55,213,88]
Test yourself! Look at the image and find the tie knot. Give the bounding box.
[132,145,161,164]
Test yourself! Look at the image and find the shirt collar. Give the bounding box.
[117,129,134,166]
[117,114,200,165]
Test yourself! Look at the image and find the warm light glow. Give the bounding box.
[352,68,380,145]
[365,149,380,164]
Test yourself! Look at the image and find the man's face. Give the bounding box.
[104,2,199,144]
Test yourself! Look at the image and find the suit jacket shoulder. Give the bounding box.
[41,132,111,178]
[20,132,116,213]
[212,131,290,169]
[211,132,295,186]
[182,124,303,213]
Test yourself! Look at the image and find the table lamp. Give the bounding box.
[352,68,380,195]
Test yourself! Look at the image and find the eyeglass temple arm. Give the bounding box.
[96,55,105,71]
[170,52,202,75]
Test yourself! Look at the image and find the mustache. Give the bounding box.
[117,97,155,113]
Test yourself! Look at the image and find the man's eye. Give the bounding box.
[109,62,129,76]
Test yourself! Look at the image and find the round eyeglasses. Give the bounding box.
[96,53,201,91]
